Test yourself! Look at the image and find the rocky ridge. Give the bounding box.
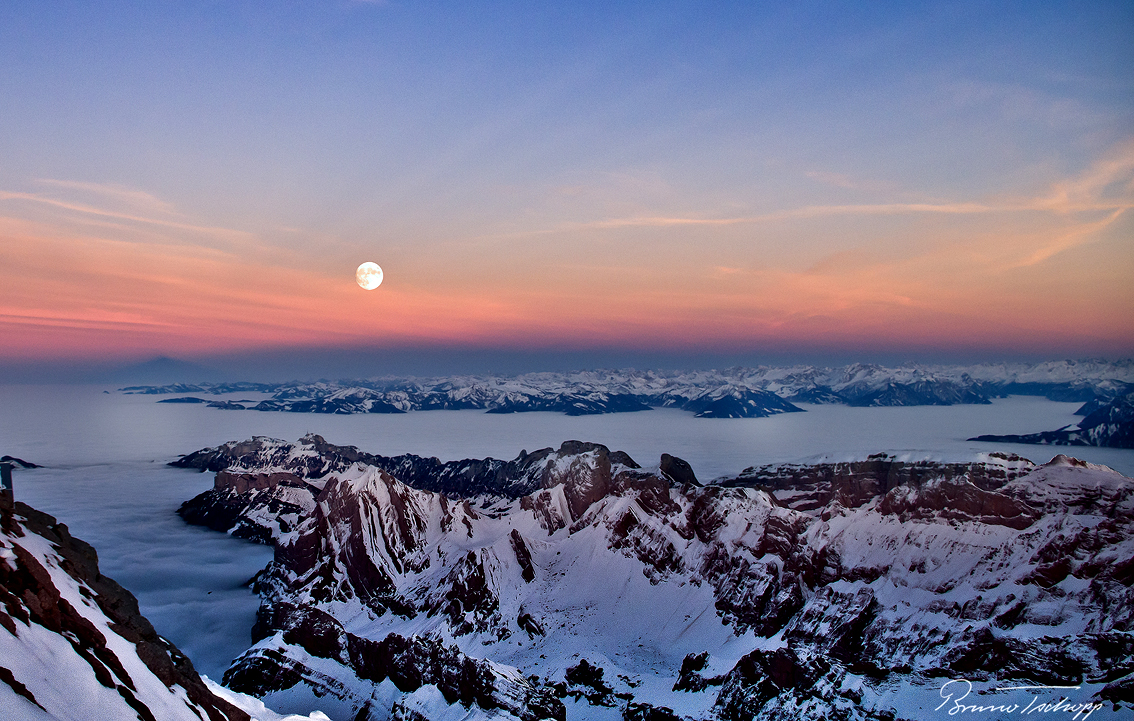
[0,499,251,721]
[174,435,1134,720]
[174,434,647,518]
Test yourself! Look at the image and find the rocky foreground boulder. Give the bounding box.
[175,435,1134,720]
[0,500,251,721]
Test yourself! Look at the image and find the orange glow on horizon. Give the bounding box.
[2,142,1132,364]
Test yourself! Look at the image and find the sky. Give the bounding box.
[1,1,1132,379]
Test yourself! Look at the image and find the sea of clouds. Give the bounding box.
[2,383,1132,683]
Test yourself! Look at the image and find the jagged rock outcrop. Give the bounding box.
[175,436,1134,720]
[970,391,1134,449]
[0,501,250,721]
[714,647,836,721]
[659,453,698,486]
[672,651,725,693]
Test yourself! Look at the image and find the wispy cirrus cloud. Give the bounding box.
[560,140,1134,276]
[33,179,180,215]
[1034,140,1134,213]
[2,140,1132,361]
[576,201,1002,230]
[568,139,1134,231]
[0,190,255,245]
[1011,207,1128,268]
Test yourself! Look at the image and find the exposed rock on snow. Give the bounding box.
[226,609,564,721]
[0,501,250,721]
[176,436,1134,720]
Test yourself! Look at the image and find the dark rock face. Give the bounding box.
[565,659,617,706]
[715,647,832,721]
[1076,399,1104,416]
[0,502,250,721]
[970,391,1134,449]
[783,586,879,663]
[623,701,684,721]
[659,453,699,486]
[1101,672,1134,705]
[929,626,1088,685]
[673,651,726,693]
[510,529,536,582]
[171,434,368,476]
[177,468,318,543]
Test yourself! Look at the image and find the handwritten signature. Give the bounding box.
[936,679,1104,719]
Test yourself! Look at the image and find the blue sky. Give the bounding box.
[1,1,1132,376]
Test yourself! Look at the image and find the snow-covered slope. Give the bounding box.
[177,436,1134,720]
[0,501,251,721]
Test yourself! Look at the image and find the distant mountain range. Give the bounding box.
[171,434,1134,720]
[122,361,1134,449]
[124,359,1134,418]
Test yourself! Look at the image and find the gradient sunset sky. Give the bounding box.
[2,1,1132,377]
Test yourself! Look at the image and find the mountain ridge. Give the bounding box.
[173,435,1134,720]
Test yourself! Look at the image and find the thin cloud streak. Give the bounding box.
[567,140,1134,231]
[33,179,181,215]
[581,202,1002,229]
[0,191,256,244]
[1012,207,1128,267]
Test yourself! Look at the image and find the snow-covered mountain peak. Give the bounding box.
[170,436,1134,720]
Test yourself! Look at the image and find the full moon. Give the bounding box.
[355,262,383,290]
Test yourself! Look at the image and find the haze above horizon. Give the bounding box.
[2,1,1132,373]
